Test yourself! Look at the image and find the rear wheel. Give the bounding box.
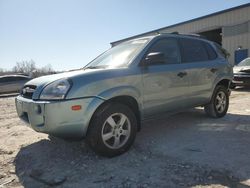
[204,85,229,118]
[86,103,137,157]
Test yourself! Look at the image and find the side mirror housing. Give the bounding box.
[144,52,165,65]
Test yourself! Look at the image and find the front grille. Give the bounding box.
[21,85,37,99]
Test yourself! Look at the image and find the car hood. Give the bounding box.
[26,69,98,86]
[24,69,104,99]
[24,67,133,99]
[233,66,250,74]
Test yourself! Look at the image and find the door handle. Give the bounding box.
[177,72,187,78]
[210,68,218,73]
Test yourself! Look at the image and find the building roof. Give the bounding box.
[111,3,250,46]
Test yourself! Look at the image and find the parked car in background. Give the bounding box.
[231,57,250,89]
[15,33,233,157]
[0,75,31,94]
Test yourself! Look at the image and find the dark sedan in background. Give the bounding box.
[0,75,31,94]
[231,58,250,89]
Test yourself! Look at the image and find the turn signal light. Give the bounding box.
[71,105,82,111]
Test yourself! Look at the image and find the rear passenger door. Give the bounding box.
[179,38,220,106]
[141,37,190,118]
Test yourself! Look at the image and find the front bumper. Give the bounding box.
[232,75,250,86]
[15,95,102,138]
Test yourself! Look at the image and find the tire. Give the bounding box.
[86,103,137,157]
[204,85,229,118]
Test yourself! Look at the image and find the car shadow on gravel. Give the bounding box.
[14,109,250,188]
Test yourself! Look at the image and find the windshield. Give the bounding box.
[238,58,250,67]
[84,39,149,69]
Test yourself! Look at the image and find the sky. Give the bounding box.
[0,0,249,71]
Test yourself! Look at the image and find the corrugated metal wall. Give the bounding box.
[112,5,250,65]
[160,6,250,34]
[152,6,250,65]
[223,22,249,65]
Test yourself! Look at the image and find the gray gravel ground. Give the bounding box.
[0,88,250,188]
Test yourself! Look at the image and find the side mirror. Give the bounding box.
[144,52,165,65]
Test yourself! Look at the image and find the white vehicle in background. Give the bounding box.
[231,57,250,89]
[0,75,31,94]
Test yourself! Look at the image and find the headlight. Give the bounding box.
[40,79,71,100]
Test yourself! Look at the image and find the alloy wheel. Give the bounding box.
[215,91,227,113]
[101,113,131,149]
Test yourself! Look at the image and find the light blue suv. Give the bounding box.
[16,33,233,157]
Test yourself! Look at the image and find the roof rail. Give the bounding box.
[158,31,207,39]
[156,31,179,35]
[181,33,207,39]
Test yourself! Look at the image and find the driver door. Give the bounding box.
[141,38,190,118]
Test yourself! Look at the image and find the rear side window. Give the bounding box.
[204,42,217,60]
[180,38,209,63]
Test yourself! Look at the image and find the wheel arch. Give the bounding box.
[209,78,231,102]
[86,95,141,136]
[209,77,231,102]
[216,79,231,88]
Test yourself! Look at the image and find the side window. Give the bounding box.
[147,38,181,65]
[0,76,29,83]
[1,77,13,82]
[15,76,27,81]
[9,77,17,82]
[204,42,217,60]
[180,38,209,63]
[0,77,7,83]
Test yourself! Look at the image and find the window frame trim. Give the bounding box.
[139,37,182,67]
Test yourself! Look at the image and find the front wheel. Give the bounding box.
[86,103,137,157]
[204,85,229,118]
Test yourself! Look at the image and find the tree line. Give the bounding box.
[0,60,56,77]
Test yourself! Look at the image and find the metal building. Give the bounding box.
[111,3,250,65]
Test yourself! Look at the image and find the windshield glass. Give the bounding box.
[238,58,250,67]
[85,39,149,69]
